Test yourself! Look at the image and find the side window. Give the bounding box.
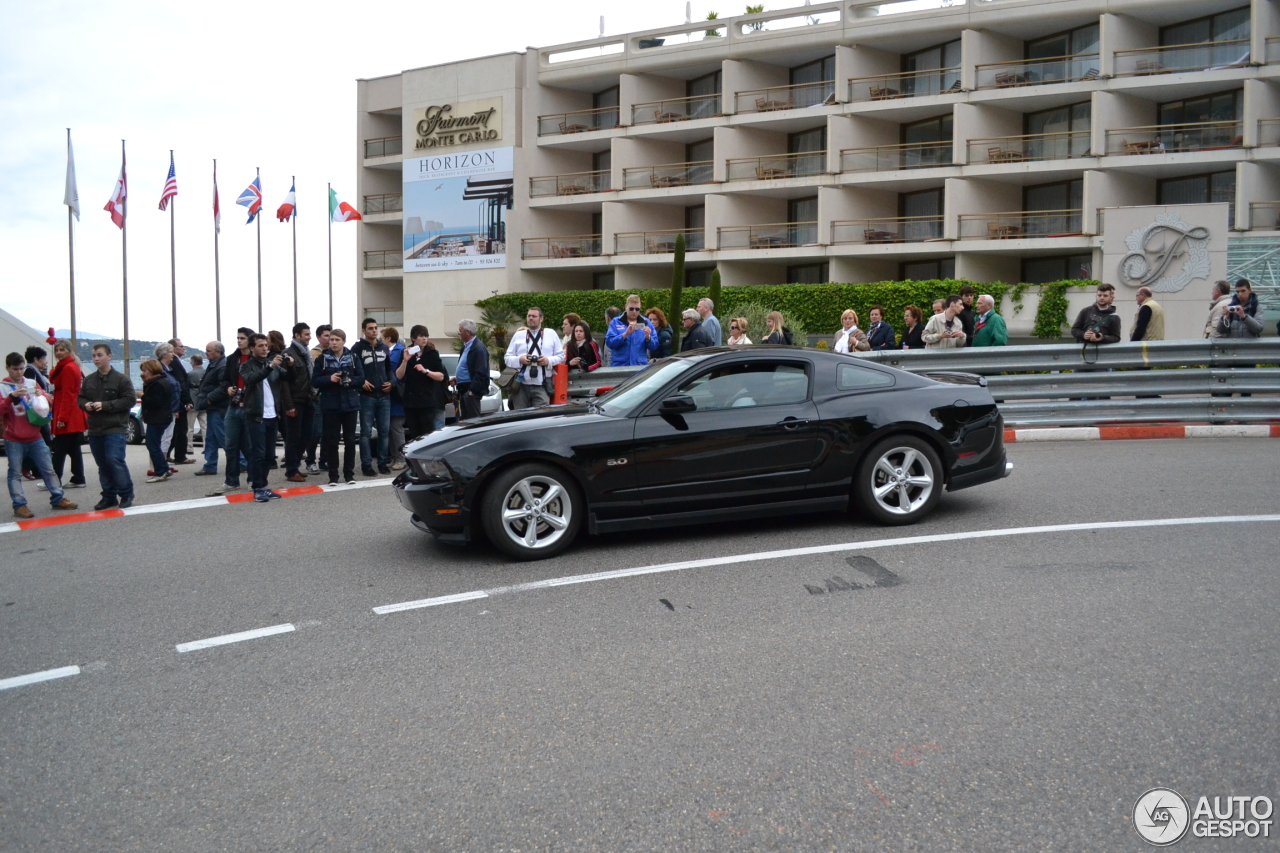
[676,362,810,411]
[837,363,895,391]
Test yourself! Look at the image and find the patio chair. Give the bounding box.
[1079,67,1099,81]
[869,86,900,100]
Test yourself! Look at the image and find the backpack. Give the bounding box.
[781,326,794,346]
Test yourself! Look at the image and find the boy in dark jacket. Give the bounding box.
[1071,283,1122,345]
[312,329,364,486]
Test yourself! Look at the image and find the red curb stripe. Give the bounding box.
[1273,425,1280,438]
[277,485,324,497]
[1100,425,1186,441]
[225,493,257,504]
[1004,429,1017,443]
[16,508,125,529]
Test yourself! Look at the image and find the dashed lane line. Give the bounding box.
[175,623,296,654]
[0,665,81,691]
[372,513,1280,615]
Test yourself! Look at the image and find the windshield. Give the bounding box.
[595,359,691,417]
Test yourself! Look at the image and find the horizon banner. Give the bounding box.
[402,146,513,273]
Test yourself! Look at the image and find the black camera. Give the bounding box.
[339,370,354,389]
[526,364,541,382]
[230,388,245,407]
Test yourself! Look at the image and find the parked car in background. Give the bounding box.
[437,354,503,422]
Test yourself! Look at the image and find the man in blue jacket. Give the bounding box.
[605,295,657,367]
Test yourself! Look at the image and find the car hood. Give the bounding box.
[404,403,608,457]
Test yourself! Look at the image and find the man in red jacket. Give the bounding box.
[3,353,78,518]
[49,339,88,489]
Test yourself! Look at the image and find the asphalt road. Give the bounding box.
[1,438,1277,851]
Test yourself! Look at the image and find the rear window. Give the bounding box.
[837,363,895,390]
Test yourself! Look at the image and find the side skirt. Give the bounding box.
[590,496,850,535]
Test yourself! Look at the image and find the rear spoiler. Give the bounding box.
[920,371,987,388]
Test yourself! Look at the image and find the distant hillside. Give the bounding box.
[54,329,111,340]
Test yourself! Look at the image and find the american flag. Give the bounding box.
[158,152,178,211]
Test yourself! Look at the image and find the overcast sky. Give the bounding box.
[0,0,723,344]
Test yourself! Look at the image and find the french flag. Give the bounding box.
[276,182,297,222]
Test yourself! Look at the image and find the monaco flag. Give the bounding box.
[103,153,127,229]
[329,187,361,222]
[276,181,296,222]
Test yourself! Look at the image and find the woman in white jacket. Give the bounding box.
[833,309,870,353]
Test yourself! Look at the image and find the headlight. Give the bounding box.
[411,458,451,480]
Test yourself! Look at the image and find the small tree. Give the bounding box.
[708,267,722,319]
[669,233,686,352]
[705,10,721,36]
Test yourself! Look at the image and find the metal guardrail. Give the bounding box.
[565,340,1280,427]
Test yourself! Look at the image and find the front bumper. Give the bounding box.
[392,470,472,543]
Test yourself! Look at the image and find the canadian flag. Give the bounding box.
[103,154,127,229]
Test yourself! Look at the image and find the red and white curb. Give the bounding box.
[1004,424,1280,443]
[0,478,389,535]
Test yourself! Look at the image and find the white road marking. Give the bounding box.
[1184,424,1272,438]
[175,623,295,653]
[372,514,1280,615]
[1014,427,1100,442]
[0,665,81,691]
[0,522,19,535]
[122,497,229,515]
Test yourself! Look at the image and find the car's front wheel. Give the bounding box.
[855,436,942,526]
[481,463,582,560]
[126,417,142,445]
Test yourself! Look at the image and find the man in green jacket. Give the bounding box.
[972,294,1008,347]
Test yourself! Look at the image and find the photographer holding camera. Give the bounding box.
[504,307,563,410]
[922,295,967,349]
[312,328,364,486]
[1216,279,1265,339]
[1071,283,1121,346]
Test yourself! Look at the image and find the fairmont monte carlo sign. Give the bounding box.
[412,98,502,150]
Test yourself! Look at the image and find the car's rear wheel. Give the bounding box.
[126,417,142,445]
[855,436,942,526]
[481,463,582,560]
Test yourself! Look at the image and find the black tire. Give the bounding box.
[480,463,582,560]
[126,417,143,445]
[854,435,943,526]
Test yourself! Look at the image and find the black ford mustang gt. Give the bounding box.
[392,346,1011,560]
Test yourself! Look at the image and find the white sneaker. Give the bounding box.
[36,482,48,491]
[146,475,166,484]
[389,461,406,471]
[207,483,238,496]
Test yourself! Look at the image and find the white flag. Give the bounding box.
[64,130,80,220]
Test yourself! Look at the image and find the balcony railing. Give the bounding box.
[529,170,611,197]
[1113,39,1251,76]
[718,222,820,249]
[615,228,706,254]
[734,80,836,113]
[1260,118,1280,147]
[1269,37,1280,64]
[537,106,621,137]
[958,209,1084,240]
[967,130,1093,164]
[974,54,1101,89]
[840,141,952,172]
[363,193,403,215]
[1248,202,1280,230]
[622,160,715,190]
[631,94,722,125]
[1105,121,1243,155]
[847,67,962,102]
[726,151,826,182]
[363,250,402,270]
[831,216,945,244]
[364,136,402,158]
[520,235,603,259]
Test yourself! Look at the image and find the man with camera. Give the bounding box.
[922,295,967,349]
[279,322,315,483]
[209,328,256,496]
[220,333,287,503]
[504,307,563,410]
[1216,279,1265,339]
[352,318,393,477]
[1071,283,1121,346]
[605,296,658,367]
[312,329,364,485]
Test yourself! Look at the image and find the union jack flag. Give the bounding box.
[158,152,178,211]
[236,176,262,224]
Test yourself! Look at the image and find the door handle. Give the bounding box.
[777,417,811,429]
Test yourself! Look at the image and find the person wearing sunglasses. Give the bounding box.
[604,295,658,367]
[726,317,752,346]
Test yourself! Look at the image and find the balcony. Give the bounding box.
[631,93,722,125]
[974,54,1100,89]
[967,130,1092,164]
[622,161,715,190]
[363,250,402,270]
[529,170,611,198]
[1105,121,1243,155]
[1269,37,1280,64]
[847,68,961,103]
[840,141,952,172]
[537,106,621,137]
[363,193,402,215]
[1248,202,1280,230]
[958,209,1084,240]
[1260,118,1280,147]
[520,235,603,259]
[718,222,820,249]
[364,136,402,158]
[615,228,706,254]
[734,80,836,114]
[1113,39,1250,77]
[831,216,945,244]
[726,151,826,182]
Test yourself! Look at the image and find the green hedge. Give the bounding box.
[477,279,1099,340]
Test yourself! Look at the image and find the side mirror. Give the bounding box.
[659,394,697,415]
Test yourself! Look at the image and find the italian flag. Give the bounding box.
[329,187,362,222]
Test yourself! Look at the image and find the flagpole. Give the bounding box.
[121,139,131,380]
[67,131,77,354]
[213,159,221,342]
[169,149,177,340]
[291,175,298,326]
[327,181,333,326]
[256,166,263,332]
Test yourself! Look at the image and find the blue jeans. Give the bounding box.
[86,433,134,502]
[6,439,65,509]
[253,418,275,490]
[223,407,262,488]
[144,424,169,476]
[202,408,225,473]
[358,395,391,469]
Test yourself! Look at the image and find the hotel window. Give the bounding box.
[902,114,953,145]
[686,71,721,119]
[592,271,615,290]
[593,86,620,129]
[1158,90,1242,125]
[592,150,611,191]
[1026,23,1099,59]
[1024,179,1083,235]
[787,263,829,284]
[685,205,706,250]
[591,212,603,236]
[788,127,826,176]
[900,258,955,280]
[902,39,961,94]
[686,268,713,289]
[788,196,819,246]
[1158,171,1236,227]
[789,56,836,105]
[1161,6,1249,45]
[1022,255,1092,284]
[1025,103,1092,157]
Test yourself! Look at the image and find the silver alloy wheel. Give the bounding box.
[499,474,573,550]
[870,446,935,516]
